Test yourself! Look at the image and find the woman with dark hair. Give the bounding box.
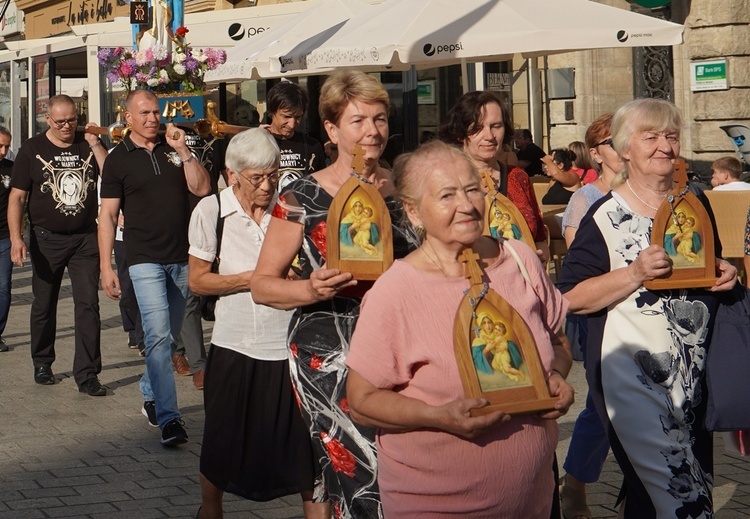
[265,81,326,188]
[438,91,547,250]
[568,141,598,185]
[541,148,581,205]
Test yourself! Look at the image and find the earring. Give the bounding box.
[414,224,426,240]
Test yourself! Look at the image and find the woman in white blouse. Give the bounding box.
[188,128,328,519]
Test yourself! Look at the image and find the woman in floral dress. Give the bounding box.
[558,98,737,518]
[250,71,417,518]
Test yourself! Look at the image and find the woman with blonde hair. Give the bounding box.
[558,98,737,517]
[250,71,418,517]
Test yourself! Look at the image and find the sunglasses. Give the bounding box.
[595,138,613,148]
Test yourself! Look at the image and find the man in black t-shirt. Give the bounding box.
[264,81,325,190]
[0,127,13,353]
[8,95,108,393]
[514,129,547,177]
[99,90,211,447]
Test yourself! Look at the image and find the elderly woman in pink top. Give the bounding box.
[345,140,574,518]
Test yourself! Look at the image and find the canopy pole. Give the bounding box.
[461,58,469,93]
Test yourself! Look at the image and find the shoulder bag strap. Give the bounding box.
[503,240,533,286]
[214,192,224,269]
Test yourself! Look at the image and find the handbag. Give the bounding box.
[704,282,750,431]
[198,193,224,322]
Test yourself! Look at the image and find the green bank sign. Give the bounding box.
[690,59,728,92]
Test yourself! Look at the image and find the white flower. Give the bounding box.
[147,78,159,87]
[173,63,186,75]
[173,52,186,64]
[153,45,168,61]
[192,49,208,63]
[135,51,149,66]
[159,69,169,80]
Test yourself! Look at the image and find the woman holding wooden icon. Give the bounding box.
[558,98,737,518]
[345,140,573,518]
[250,71,417,518]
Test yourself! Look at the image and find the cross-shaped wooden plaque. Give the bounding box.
[326,144,394,280]
[645,159,718,290]
[480,170,536,249]
[452,246,558,416]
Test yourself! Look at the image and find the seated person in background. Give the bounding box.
[710,156,750,191]
[514,129,546,176]
[568,141,598,185]
[541,148,581,205]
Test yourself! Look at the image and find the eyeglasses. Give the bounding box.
[595,137,613,148]
[46,114,78,128]
[236,170,281,187]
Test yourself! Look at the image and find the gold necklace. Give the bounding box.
[626,179,663,212]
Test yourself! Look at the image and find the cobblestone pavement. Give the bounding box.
[0,264,748,518]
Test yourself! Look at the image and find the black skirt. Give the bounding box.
[200,345,318,501]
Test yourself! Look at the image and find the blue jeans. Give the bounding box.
[563,314,609,483]
[0,238,12,336]
[129,262,188,428]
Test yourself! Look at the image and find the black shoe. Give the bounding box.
[79,377,107,396]
[142,401,158,428]
[160,418,188,446]
[0,343,8,352]
[34,366,55,385]
[138,342,146,357]
[128,337,139,349]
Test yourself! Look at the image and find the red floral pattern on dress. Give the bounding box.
[290,342,298,358]
[310,354,323,370]
[320,431,356,477]
[339,398,349,414]
[271,195,289,219]
[507,167,547,242]
[310,220,327,260]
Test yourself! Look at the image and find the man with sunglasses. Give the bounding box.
[8,94,108,394]
[98,89,210,446]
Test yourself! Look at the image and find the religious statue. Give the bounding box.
[137,0,185,52]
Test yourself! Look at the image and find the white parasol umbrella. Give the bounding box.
[205,0,372,83]
[276,0,684,73]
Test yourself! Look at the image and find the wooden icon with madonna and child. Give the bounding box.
[453,247,558,416]
[326,145,393,280]
[479,170,536,249]
[645,159,717,290]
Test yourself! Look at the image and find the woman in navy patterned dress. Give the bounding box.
[558,99,737,518]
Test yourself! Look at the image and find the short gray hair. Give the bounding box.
[225,128,280,173]
[611,98,682,187]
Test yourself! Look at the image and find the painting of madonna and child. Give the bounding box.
[338,193,383,261]
[470,302,532,393]
[662,207,705,269]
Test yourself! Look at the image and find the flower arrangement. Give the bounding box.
[97,27,226,95]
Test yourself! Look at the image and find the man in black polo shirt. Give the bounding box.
[99,90,210,446]
[514,129,546,177]
[8,95,108,394]
[265,81,325,190]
